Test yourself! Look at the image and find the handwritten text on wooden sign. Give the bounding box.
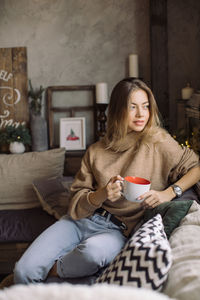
[0,69,25,129]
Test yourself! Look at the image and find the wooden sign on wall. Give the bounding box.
[0,47,29,129]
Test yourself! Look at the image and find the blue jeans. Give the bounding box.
[14,214,127,284]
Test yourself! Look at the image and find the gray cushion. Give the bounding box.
[32,176,74,219]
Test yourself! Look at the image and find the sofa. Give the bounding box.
[0,148,68,275]
[0,147,200,300]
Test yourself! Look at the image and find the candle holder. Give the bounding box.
[96,103,108,138]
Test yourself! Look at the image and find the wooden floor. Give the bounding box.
[0,242,29,275]
[0,274,9,283]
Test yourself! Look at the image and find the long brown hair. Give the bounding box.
[105,78,163,150]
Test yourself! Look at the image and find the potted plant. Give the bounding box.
[28,79,45,116]
[28,80,48,151]
[0,125,31,154]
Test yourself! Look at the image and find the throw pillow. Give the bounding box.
[97,214,172,291]
[32,176,74,219]
[0,281,175,300]
[143,200,193,239]
[163,201,200,299]
[0,148,65,210]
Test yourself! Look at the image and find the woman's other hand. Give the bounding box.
[138,188,175,209]
[106,175,124,202]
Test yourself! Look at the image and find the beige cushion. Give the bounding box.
[32,176,74,219]
[0,148,65,210]
[163,201,200,300]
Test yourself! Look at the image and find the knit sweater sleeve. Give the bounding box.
[157,133,199,183]
[67,145,103,220]
[169,145,199,182]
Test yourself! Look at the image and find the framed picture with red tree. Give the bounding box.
[59,117,86,150]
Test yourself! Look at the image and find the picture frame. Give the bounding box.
[46,85,97,149]
[59,117,86,150]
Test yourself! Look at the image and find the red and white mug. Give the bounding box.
[121,176,151,202]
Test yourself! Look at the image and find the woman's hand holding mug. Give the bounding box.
[120,176,151,203]
[106,175,124,202]
[106,175,151,203]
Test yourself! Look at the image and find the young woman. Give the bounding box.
[14,78,200,284]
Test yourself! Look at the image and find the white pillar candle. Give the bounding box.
[181,83,194,100]
[129,54,139,78]
[96,82,109,104]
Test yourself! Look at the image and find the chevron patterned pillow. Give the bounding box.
[97,214,172,291]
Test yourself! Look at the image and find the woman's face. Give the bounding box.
[127,89,150,132]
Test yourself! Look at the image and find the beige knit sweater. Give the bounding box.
[68,129,199,236]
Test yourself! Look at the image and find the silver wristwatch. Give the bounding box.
[171,184,183,198]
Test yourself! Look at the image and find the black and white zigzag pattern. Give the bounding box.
[97,214,172,291]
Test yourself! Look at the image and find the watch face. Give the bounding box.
[173,185,182,197]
